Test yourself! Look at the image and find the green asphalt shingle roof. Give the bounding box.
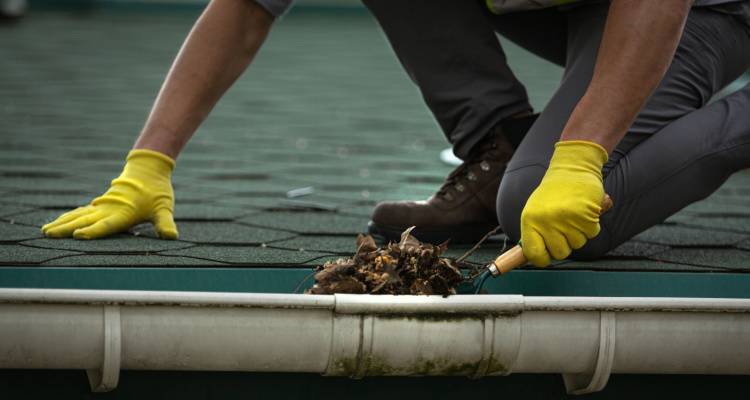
[2,9,750,275]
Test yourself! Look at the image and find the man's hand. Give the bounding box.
[42,149,178,240]
[520,141,608,266]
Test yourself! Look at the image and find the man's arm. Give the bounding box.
[135,0,274,158]
[520,0,693,266]
[43,0,274,239]
[561,0,692,152]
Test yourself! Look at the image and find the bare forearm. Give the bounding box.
[561,0,692,152]
[134,0,273,159]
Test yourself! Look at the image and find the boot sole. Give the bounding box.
[367,221,500,245]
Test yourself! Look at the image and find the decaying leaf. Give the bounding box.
[305,227,464,296]
[399,226,421,253]
[356,233,377,254]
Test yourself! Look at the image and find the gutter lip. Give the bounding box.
[0,288,335,310]
[522,296,750,313]
[0,288,749,313]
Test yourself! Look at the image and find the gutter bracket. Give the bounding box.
[87,305,121,392]
[563,311,616,395]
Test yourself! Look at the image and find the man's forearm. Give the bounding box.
[561,0,692,152]
[134,0,273,159]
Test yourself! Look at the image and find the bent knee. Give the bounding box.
[496,164,546,242]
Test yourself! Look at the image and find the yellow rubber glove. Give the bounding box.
[42,149,178,240]
[520,140,608,267]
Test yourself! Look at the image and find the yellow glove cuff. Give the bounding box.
[126,149,176,175]
[550,140,608,173]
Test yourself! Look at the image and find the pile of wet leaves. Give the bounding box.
[306,227,464,296]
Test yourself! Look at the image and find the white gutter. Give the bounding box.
[1,289,749,395]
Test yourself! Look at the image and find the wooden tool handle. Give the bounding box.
[488,194,613,276]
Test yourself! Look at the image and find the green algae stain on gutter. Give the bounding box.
[368,357,477,377]
[333,355,477,377]
[0,267,749,298]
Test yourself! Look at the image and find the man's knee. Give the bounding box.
[495,165,545,243]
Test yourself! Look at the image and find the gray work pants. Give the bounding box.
[363,0,750,259]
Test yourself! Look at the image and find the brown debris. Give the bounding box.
[306,226,464,296]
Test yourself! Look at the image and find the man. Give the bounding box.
[365,0,750,265]
[43,0,750,268]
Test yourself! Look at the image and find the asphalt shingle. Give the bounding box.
[559,259,715,272]
[270,235,358,254]
[162,246,327,265]
[634,225,748,247]
[7,209,83,228]
[0,244,80,264]
[606,241,671,258]
[23,236,193,253]
[736,238,750,251]
[214,197,296,210]
[240,211,369,235]
[157,222,295,244]
[173,204,253,221]
[44,254,226,266]
[667,214,750,234]
[0,221,43,242]
[0,204,36,219]
[651,248,750,271]
[4,193,93,208]
[0,178,101,193]
[193,176,311,194]
[681,198,750,216]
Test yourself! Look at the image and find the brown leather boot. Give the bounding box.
[368,114,537,244]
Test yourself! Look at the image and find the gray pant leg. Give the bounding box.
[362,0,536,159]
[490,7,568,67]
[496,6,750,259]
[589,83,750,259]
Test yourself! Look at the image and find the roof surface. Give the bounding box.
[1,9,750,285]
